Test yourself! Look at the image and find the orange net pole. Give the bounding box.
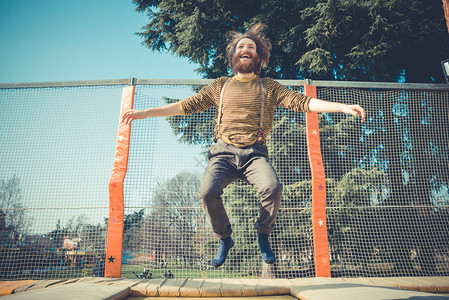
[443,0,449,33]
[304,84,331,277]
[105,85,135,277]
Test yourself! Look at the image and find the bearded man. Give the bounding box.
[122,24,365,267]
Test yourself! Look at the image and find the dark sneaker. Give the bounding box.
[210,237,234,267]
[258,232,276,264]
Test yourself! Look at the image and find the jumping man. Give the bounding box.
[122,24,365,267]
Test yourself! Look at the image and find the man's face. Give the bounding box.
[232,38,260,74]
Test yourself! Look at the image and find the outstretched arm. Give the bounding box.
[121,102,183,125]
[308,98,366,122]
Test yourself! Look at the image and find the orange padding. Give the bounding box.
[0,280,36,296]
[105,85,135,278]
[443,0,449,33]
[305,84,331,277]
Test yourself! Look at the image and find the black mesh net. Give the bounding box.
[122,84,449,279]
[317,87,449,277]
[0,85,123,279]
[1,82,447,280]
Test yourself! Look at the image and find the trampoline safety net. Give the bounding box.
[0,84,124,280]
[0,80,448,280]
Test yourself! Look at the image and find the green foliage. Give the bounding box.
[219,182,261,273]
[332,167,386,207]
[124,209,145,231]
[267,113,309,185]
[134,0,448,82]
[326,168,386,262]
[164,95,216,146]
[123,209,145,250]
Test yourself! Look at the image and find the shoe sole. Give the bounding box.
[263,259,276,264]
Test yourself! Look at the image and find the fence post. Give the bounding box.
[304,82,331,277]
[105,83,135,277]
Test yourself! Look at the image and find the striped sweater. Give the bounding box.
[180,75,311,147]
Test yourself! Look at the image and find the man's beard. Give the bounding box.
[231,51,261,74]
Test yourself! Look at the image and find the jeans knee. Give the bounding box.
[261,181,283,198]
[198,185,220,204]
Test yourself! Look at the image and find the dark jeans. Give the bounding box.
[199,139,283,238]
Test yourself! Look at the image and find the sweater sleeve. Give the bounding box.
[269,78,311,113]
[180,78,222,115]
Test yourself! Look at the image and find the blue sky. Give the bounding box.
[0,0,206,234]
[0,0,201,83]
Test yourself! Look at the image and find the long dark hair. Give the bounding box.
[226,23,272,75]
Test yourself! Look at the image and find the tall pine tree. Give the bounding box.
[134,0,448,82]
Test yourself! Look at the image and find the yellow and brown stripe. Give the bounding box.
[180,75,311,147]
